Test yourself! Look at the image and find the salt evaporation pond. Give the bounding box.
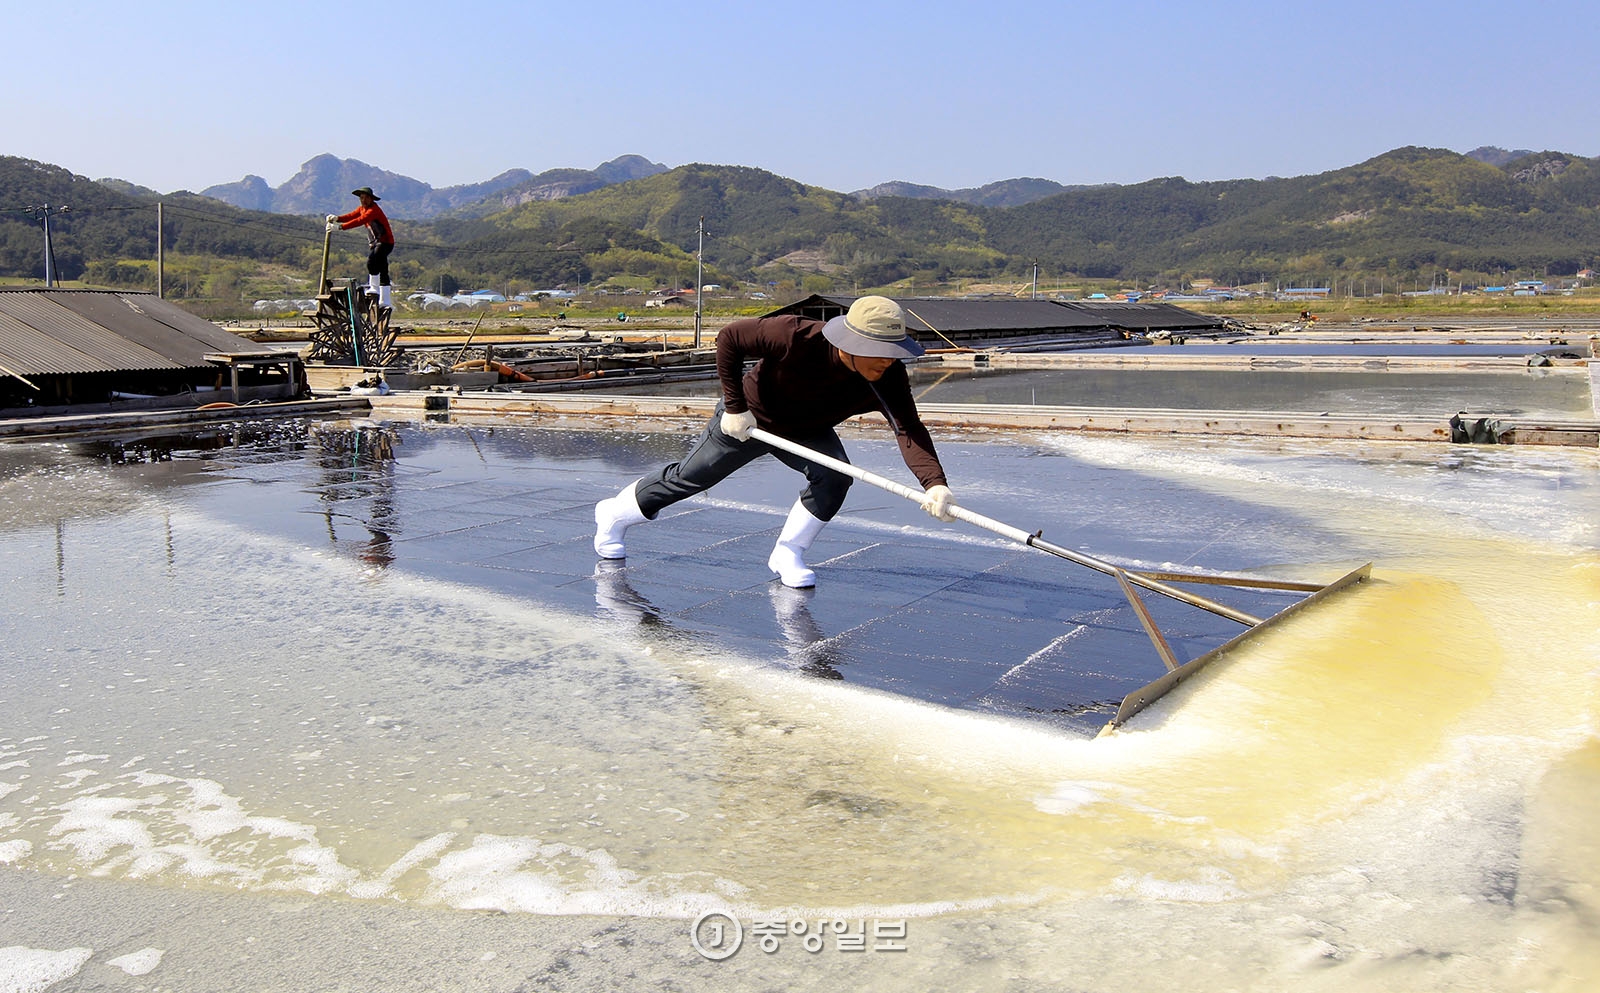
[1,417,1597,992]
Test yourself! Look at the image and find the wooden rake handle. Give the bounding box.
[747,427,1259,625]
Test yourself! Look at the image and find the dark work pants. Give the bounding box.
[367,243,393,286]
[634,404,853,522]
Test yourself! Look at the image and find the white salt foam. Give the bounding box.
[0,947,94,993]
[105,948,163,976]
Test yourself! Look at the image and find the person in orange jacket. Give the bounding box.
[327,187,395,310]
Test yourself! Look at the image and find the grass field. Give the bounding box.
[1191,291,1600,320]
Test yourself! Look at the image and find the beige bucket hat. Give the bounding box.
[822,296,925,359]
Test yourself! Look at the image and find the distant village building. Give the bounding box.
[1275,287,1331,301]
[514,290,576,301]
[253,298,319,314]
[406,292,456,310]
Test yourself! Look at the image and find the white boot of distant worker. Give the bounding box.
[378,284,392,309]
[594,481,648,559]
[768,500,827,589]
[367,274,381,299]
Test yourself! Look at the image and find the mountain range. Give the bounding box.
[191,153,1083,218]
[146,144,1565,223]
[5,145,1597,303]
[432,145,1600,287]
[196,154,670,219]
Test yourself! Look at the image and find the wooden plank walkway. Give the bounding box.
[367,393,1600,448]
[940,349,1593,374]
[0,398,370,440]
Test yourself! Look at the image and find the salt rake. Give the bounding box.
[749,428,1372,731]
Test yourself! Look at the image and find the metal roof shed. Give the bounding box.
[0,289,274,376]
[896,298,1110,334]
[0,292,181,376]
[0,289,297,411]
[764,294,1121,348]
[765,294,1223,345]
[1059,301,1224,332]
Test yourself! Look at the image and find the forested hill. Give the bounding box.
[852,176,1083,208]
[468,147,1600,286]
[0,157,320,287]
[3,147,1599,299]
[983,146,1600,283]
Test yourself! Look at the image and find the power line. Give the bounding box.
[159,203,588,260]
[0,199,661,277]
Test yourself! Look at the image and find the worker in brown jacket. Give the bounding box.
[592,296,956,588]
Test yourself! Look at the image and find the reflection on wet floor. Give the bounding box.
[4,419,1591,740]
[110,418,1347,735]
[308,421,401,569]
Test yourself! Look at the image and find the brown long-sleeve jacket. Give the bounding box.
[716,315,948,489]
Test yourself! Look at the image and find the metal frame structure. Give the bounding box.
[304,229,400,369]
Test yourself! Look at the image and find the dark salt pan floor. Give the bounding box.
[27,416,1376,735]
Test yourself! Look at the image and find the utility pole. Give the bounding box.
[157,202,164,299]
[694,216,705,350]
[44,207,55,287]
[1031,262,1039,300]
[26,204,70,287]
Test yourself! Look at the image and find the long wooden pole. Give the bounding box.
[318,225,332,295]
[748,426,1262,624]
[903,306,964,351]
[450,311,487,367]
[0,359,41,392]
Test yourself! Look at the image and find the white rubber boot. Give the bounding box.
[367,274,382,299]
[378,284,392,309]
[594,481,647,559]
[768,500,827,588]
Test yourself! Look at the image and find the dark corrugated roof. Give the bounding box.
[764,294,1221,340]
[767,295,1109,338]
[0,292,179,375]
[1060,301,1223,331]
[770,294,854,323]
[898,298,1110,333]
[0,289,264,376]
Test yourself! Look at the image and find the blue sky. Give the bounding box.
[12,0,1597,199]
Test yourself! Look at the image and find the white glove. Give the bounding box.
[326,214,338,224]
[920,484,956,522]
[720,409,756,442]
[324,220,337,232]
